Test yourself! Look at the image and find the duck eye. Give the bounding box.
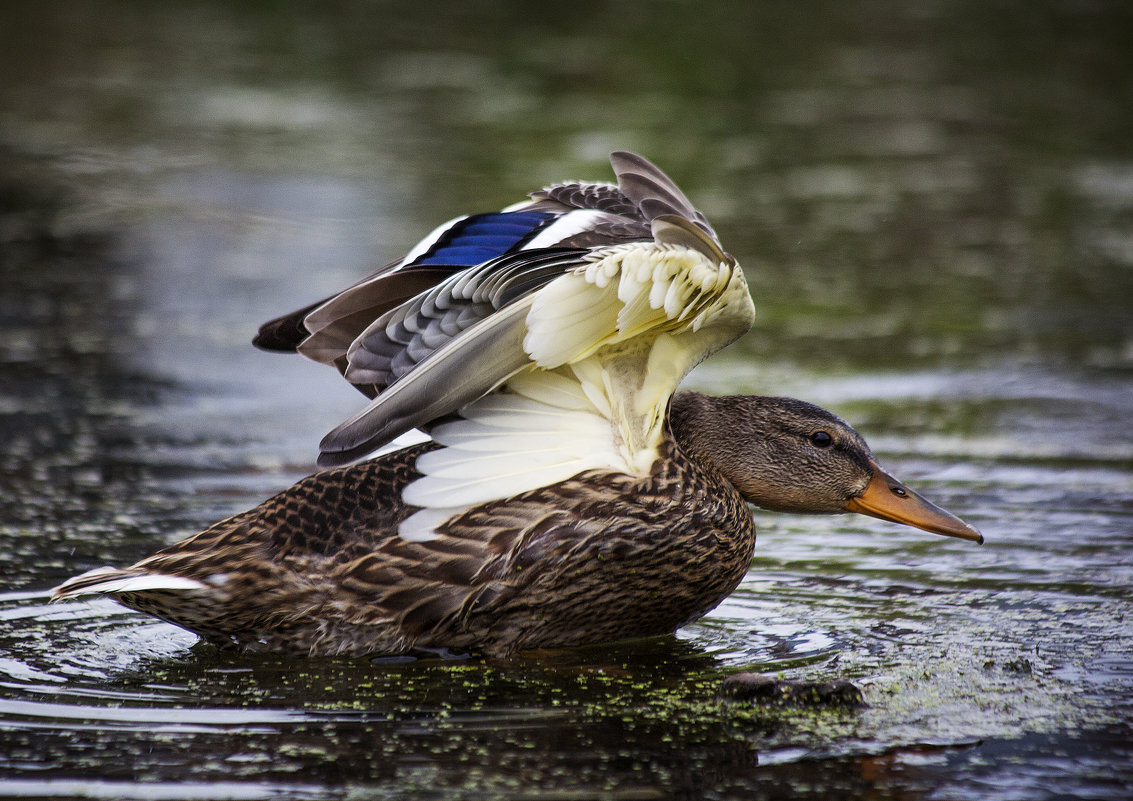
[810,431,833,448]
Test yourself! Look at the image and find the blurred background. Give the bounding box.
[1,2,1130,799]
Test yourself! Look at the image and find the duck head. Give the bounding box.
[669,392,982,542]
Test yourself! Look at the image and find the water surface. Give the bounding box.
[1,2,1130,799]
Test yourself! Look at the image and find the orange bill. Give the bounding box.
[845,461,983,543]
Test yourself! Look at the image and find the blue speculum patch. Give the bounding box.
[413,211,556,266]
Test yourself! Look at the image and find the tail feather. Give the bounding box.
[51,567,207,601]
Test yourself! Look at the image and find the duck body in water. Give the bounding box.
[53,152,981,657]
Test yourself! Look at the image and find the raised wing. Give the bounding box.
[253,153,754,480]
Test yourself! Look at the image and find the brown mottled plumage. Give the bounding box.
[56,433,755,657]
[52,152,981,657]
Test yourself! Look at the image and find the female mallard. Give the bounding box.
[53,152,981,657]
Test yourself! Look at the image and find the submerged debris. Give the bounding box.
[718,672,865,709]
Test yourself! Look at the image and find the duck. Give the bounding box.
[52,151,982,658]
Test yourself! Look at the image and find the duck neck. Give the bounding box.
[668,391,748,484]
[668,391,797,510]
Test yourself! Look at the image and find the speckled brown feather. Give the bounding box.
[65,437,755,657]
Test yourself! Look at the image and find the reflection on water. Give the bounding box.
[1,0,1131,799]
